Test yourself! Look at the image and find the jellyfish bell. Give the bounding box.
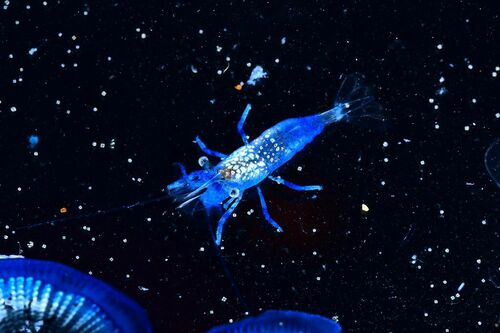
[0,258,152,333]
[206,310,342,333]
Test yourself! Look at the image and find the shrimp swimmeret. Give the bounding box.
[167,73,387,245]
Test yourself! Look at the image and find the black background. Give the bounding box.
[1,0,499,332]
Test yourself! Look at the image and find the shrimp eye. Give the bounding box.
[229,188,240,198]
[198,156,210,168]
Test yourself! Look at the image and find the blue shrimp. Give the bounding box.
[167,73,386,246]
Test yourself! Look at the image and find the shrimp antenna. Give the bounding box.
[16,193,171,231]
[182,173,222,201]
[205,213,251,313]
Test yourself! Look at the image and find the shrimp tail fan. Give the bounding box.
[319,73,389,130]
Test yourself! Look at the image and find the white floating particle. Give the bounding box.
[383,157,389,162]
[457,282,465,291]
[101,91,107,96]
[198,29,203,34]
[127,158,132,163]
[361,204,369,212]
[439,210,444,215]
[382,141,388,147]
[437,44,443,49]
[420,160,425,165]
[28,48,38,55]
[476,259,481,264]
[429,98,434,103]
[10,106,16,112]
[274,58,280,63]
[496,113,500,118]
[496,66,500,71]
[493,72,498,77]
[141,33,146,39]
[443,280,447,284]
[468,64,473,70]
[435,123,440,129]
[439,76,445,83]
[191,65,198,74]
[464,125,469,131]
[445,248,450,253]
[216,45,222,52]
[472,98,477,103]
[281,37,286,45]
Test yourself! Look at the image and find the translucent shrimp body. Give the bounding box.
[167,74,385,245]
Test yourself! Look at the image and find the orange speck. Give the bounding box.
[60,207,67,214]
[234,84,243,91]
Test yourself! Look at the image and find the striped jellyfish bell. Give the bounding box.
[0,258,153,333]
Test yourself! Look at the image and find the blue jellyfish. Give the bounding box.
[206,310,342,333]
[485,139,500,187]
[0,258,153,333]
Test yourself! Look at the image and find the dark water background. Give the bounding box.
[1,1,498,332]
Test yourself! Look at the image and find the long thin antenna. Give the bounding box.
[205,214,251,313]
[16,194,171,231]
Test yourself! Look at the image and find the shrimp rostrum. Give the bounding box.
[166,74,386,245]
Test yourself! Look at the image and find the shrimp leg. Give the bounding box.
[237,104,252,145]
[195,136,227,159]
[268,176,323,191]
[215,194,243,245]
[256,186,283,232]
